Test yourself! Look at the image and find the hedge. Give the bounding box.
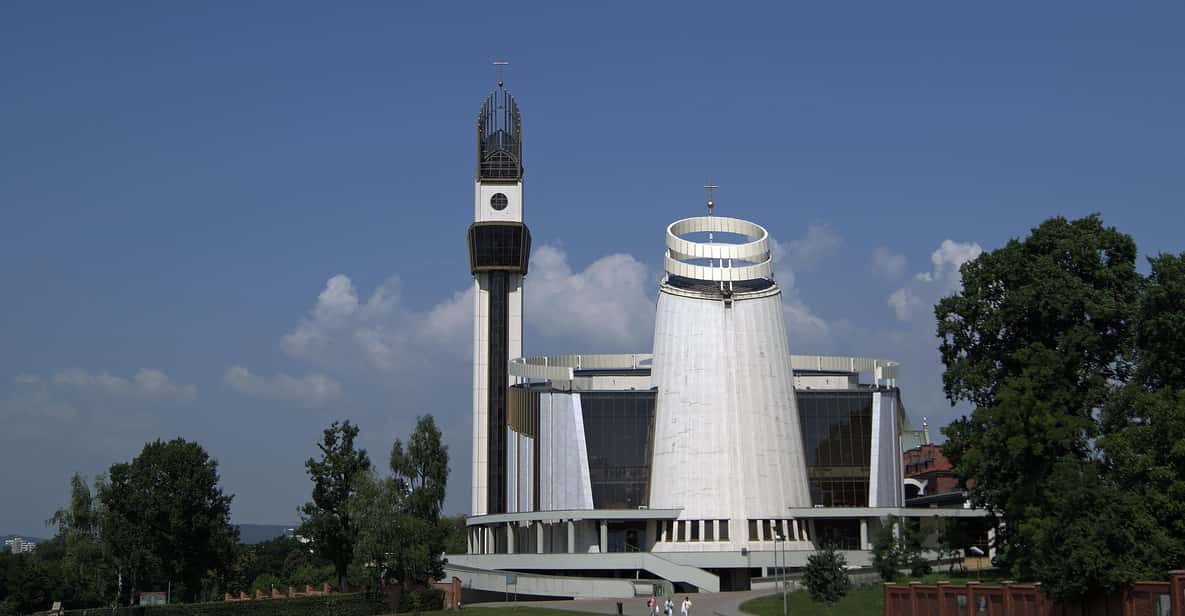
[61,592,386,616]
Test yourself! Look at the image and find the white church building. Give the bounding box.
[448,79,983,598]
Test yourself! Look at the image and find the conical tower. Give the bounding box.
[648,212,811,549]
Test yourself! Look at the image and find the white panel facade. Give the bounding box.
[538,392,594,511]
[518,433,533,512]
[472,276,490,515]
[475,182,524,222]
[505,430,518,512]
[868,392,903,507]
[509,276,523,380]
[649,289,812,527]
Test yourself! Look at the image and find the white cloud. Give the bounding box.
[871,247,907,281]
[766,226,844,350]
[12,373,40,385]
[525,246,655,351]
[773,224,841,272]
[282,274,463,373]
[281,243,657,373]
[223,366,342,405]
[888,239,982,322]
[52,368,197,402]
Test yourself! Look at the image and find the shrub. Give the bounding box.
[398,587,443,613]
[803,545,851,606]
[871,517,902,582]
[62,592,385,616]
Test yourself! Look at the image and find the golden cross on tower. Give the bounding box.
[704,181,719,216]
[494,60,509,88]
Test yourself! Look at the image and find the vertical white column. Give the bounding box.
[791,519,801,542]
[536,522,544,554]
[472,277,490,515]
[600,520,608,553]
[508,275,523,371]
[567,520,576,554]
[860,519,869,551]
[506,524,515,554]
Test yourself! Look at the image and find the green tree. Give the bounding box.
[871,517,899,582]
[0,554,58,615]
[99,438,239,603]
[1098,253,1185,570]
[871,516,928,582]
[440,514,468,555]
[47,474,114,608]
[936,215,1141,581]
[299,420,371,592]
[352,415,450,589]
[1021,459,1170,601]
[936,518,969,575]
[803,544,850,609]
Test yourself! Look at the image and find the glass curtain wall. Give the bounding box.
[797,391,874,507]
[580,391,656,509]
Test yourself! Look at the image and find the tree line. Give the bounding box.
[0,415,462,615]
[937,215,1185,600]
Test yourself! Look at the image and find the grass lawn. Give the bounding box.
[741,585,883,616]
[740,570,1015,616]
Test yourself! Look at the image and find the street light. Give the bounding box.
[774,533,787,616]
[969,546,984,582]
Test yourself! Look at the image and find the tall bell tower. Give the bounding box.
[468,77,530,515]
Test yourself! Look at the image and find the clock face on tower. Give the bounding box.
[490,193,509,211]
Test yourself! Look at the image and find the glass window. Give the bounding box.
[705,521,715,542]
[676,521,685,542]
[719,520,729,541]
[748,520,759,541]
[690,520,700,542]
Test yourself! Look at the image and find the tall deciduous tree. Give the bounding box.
[1098,253,1185,570]
[352,415,450,588]
[300,420,371,592]
[937,215,1141,582]
[98,439,239,603]
[47,474,113,607]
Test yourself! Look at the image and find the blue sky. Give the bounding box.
[1,2,1182,536]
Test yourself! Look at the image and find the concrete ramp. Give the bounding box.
[638,553,720,592]
[445,563,642,599]
[447,552,719,598]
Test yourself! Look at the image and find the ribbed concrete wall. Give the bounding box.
[649,288,811,521]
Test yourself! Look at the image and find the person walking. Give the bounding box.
[664,597,673,616]
[647,595,655,616]
[681,597,692,616]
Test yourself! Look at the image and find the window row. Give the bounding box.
[658,519,731,543]
[747,519,799,542]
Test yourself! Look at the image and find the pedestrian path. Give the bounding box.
[469,590,773,616]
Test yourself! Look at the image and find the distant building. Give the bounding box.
[902,423,966,508]
[4,537,37,554]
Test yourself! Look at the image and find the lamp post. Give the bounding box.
[774,533,787,616]
[969,546,984,582]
